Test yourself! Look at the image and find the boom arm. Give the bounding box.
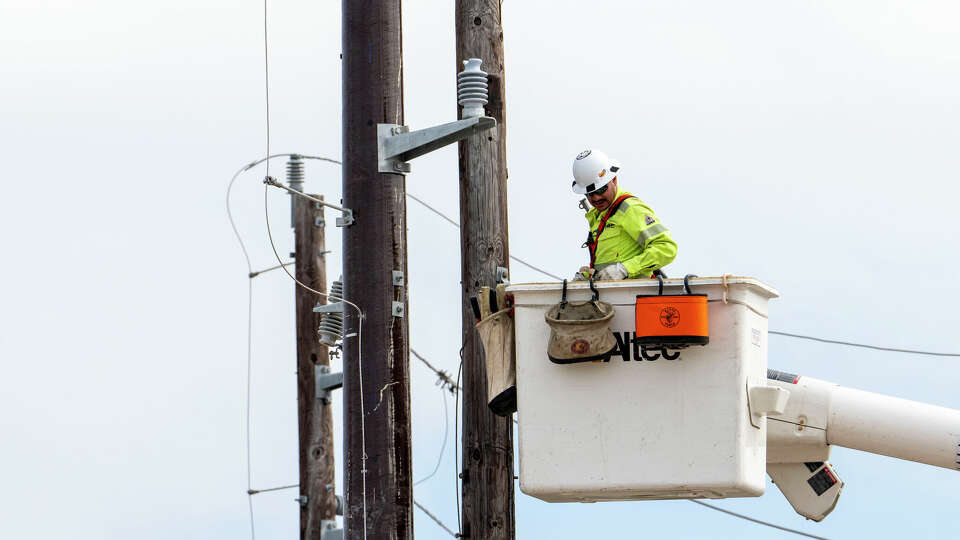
[765,369,960,521]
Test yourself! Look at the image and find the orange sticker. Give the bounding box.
[571,339,590,354]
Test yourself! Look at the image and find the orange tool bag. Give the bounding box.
[635,274,709,349]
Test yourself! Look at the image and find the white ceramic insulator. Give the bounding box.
[458,58,488,118]
[318,277,345,347]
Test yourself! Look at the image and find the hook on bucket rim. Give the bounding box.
[683,274,699,295]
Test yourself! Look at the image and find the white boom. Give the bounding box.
[765,369,960,521]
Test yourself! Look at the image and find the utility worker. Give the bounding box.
[571,149,677,280]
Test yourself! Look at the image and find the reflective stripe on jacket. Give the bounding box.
[585,188,678,278]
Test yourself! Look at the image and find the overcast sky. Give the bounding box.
[2,1,959,538]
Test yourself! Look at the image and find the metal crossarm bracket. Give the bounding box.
[320,520,343,540]
[377,116,497,174]
[335,208,354,227]
[315,365,344,404]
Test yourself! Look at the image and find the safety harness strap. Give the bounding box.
[587,194,635,268]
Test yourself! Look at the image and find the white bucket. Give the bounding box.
[508,276,779,502]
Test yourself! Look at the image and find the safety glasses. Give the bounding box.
[588,183,611,196]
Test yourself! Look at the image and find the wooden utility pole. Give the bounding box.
[342,1,413,539]
[294,195,337,539]
[456,2,516,539]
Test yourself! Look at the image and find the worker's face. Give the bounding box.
[587,177,618,211]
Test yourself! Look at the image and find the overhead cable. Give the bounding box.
[226,152,350,540]
[413,388,450,487]
[405,192,564,281]
[411,348,460,393]
[414,500,458,537]
[243,154,563,283]
[263,175,351,215]
[247,484,298,495]
[262,0,270,180]
[689,500,830,540]
[407,189,957,358]
[454,352,464,536]
[769,330,960,357]
[248,0,272,533]
[248,261,294,278]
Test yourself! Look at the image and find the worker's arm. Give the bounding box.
[620,203,678,278]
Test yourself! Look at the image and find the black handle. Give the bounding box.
[560,279,568,310]
[683,274,698,295]
[589,276,599,301]
[489,288,499,313]
[469,297,482,321]
[656,273,664,296]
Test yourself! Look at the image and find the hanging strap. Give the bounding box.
[586,194,634,268]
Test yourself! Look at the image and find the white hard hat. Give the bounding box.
[571,149,621,195]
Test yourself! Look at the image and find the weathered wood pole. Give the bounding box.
[294,195,337,539]
[456,1,516,539]
[342,0,413,539]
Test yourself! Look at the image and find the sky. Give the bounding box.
[2,0,959,538]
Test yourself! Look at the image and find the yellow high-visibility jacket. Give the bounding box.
[585,188,678,278]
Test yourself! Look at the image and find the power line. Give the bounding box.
[406,192,460,228]
[250,156,563,282]
[689,500,830,540]
[225,153,354,540]
[405,192,564,281]
[414,500,458,537]
[408,189,958,358]
[411,348,460,393]
[454,351,464,536]
[262,0,271,181]
[249,0,272,533]
[769,330,960,357]
[248,261,293,278]
[248,484,298,495]
[224,166,261,539]
[405,191,958,359]
[414,388,450,486]
[244,483,456,539]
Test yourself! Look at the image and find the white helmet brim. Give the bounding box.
[571,157,620,195]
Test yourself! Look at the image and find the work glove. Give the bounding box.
[572,266,594,281]
[595,262,628,280]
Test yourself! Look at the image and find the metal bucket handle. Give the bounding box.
[557,277,605,320]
